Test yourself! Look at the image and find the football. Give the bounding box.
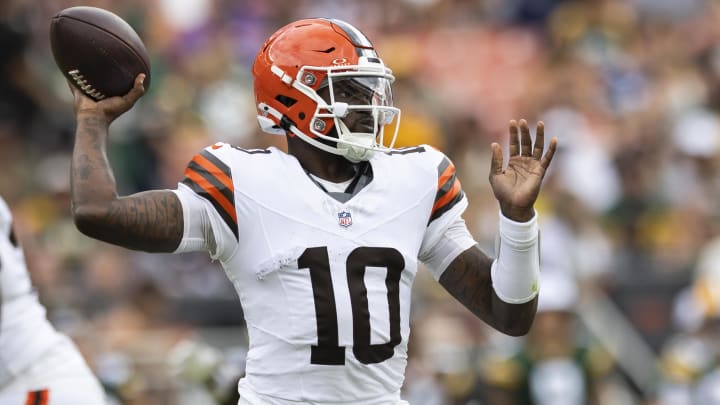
[50,6,151,101]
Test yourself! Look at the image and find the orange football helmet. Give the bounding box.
[252,18,400,162]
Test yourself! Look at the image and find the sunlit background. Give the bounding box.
[3,0,720,404]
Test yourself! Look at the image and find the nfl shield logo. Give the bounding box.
[338,210,352,227]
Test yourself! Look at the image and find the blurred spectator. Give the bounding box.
[657,233,720,405]
[478,272,630,405]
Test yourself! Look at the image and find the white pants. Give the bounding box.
[0,336,107,404]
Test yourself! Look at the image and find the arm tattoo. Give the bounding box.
[439,246,495,320]
[88,191,184,253]
[439,245,537,336]
[72,114,184,253]
[110,191,183,252]
[76,154,94,181]
[79,115,104,149]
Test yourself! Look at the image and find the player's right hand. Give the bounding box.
[70,73,146,125]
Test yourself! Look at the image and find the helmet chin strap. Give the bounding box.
[288,125,350,158]
[289,124,374,163]
[257,102,378,162]
[335,120,375,162]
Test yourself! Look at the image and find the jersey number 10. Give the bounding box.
[298,246,404,366]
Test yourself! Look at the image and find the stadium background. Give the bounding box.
[2,0,720,403]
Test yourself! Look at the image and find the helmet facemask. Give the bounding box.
[253,19,402,162]
[289,57,401,162]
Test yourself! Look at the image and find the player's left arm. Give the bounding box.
[439,245,535,336]
[440,119,557,336]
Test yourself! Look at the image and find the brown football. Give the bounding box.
[50,6,151,101]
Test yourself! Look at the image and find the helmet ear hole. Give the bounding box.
[275,95,297,107]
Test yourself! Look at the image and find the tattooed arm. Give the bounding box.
[437,120,556,336]
[70,75,183,253]
[439,245,537,336]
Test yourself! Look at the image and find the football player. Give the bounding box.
[67,18,557,405]
[0,197,107,404]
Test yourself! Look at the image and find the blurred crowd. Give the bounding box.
[3,0,720,404]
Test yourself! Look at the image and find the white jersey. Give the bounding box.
[0,197,64,387]
[0,197,107,403]
[173,144,469,404]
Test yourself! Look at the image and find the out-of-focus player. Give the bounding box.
[0,196,107,404]
[67,18,556,404]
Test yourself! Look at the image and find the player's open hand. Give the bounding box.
[69,74,146,125]
[489,119,557,222]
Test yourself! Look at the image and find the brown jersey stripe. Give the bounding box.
[25,389,48,405]
[429,157,465,224]
[436,157,451,179]
[182,170,239,240]
[182,169,236,221]
[433,178,461,211]
[436,163,457,201]
[187,160,234,204]
[196,152,234,189]
[429,187,464,223]
[431,178,463,216]
[199,149,232,175]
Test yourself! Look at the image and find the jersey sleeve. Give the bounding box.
[418,149,476,279]
[172,146,239,261]
[429,154,466,224]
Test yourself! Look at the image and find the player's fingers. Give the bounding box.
[540,137,558,170]
[508,120,519,157]
[67,81,100,113]
[533,121,545,160]
[489,142,504,176]
[135,73,146,89]
[520,119,532,157]
[124,74,146,103]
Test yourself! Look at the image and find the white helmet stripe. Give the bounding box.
[324,19,376,56]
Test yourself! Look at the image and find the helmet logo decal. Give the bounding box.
[332,58,349,65]
[338,210,352,227]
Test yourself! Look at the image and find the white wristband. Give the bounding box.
[491,210,540,304]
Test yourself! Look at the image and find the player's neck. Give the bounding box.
[288,136,357,182]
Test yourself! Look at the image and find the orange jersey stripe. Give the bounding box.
[191,154,234,192]
[437,163,456,190]
[39,390,49,405]
[184,168,238,225]
[25,389,49,405]
[432,178,461,213]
